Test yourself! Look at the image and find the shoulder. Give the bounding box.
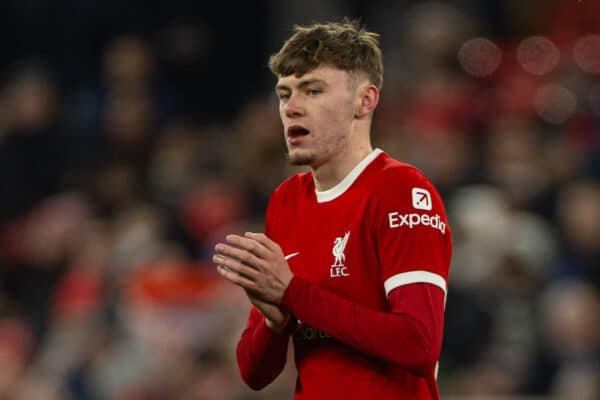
[373,154,437,197]
[269,171,313,205]
[369,154,445,214]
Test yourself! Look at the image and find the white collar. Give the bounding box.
[315,148,383,203]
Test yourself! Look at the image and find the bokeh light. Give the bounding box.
[534,84,577,124]
[517,36,561,75]
[458,37,502,77]
[573,34,600,74]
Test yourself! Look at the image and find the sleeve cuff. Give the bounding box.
[282,275,305,311]
[259,317,293,341]
[260,308,298,336]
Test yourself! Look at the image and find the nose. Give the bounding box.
[284,93,305,118]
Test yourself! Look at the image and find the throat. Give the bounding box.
[312,146,373,191]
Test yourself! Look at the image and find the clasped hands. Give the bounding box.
[213,232,293,332]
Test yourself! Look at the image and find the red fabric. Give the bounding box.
[236,307,291,390]
[283,279,445,376]
[236,151,451,399]
[236,282,445,397]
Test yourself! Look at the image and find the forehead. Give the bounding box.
[276,65,350,88]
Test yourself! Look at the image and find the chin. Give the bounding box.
[287,149,315,166]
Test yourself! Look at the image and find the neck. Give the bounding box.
[311,141,373,191]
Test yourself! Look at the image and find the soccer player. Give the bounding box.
[213,19,452,399]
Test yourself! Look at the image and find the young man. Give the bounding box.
[213,20,452,399]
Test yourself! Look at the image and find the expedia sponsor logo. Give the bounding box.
[412,188,432,210]
[388,212,447,234]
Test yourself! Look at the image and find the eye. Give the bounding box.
[307,88,322,96]
[278,92,290,101]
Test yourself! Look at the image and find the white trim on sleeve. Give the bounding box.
[384,270,447,296]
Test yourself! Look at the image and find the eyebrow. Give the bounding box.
[275,78,328,92]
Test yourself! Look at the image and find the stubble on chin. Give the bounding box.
[286,150,314,166]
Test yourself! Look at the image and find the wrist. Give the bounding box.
[282,275,302,310]
[265,314,288,333]
[265,313,292,334]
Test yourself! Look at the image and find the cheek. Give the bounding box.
[321,100,353,129]
[321,97,351,119]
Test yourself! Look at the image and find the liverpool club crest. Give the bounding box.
[330,231,350,277]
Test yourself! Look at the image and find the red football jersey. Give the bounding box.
[238,149,452,399]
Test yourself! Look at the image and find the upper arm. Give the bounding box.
[370,167,452,303]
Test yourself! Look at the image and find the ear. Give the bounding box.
[354,84,379,119]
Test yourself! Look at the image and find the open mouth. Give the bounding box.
[287,125,310,139]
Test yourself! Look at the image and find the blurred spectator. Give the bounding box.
[0,64,69,222]
[552,180,600,286]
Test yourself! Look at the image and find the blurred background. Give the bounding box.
[0,0,598,399]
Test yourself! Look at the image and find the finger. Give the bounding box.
[245,232,281,254]
[215,243,265,270]
[225,234,271,259]
[216,265,257,290]
[213,254,259,281]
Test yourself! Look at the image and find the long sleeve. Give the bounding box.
[282,277,445,377]
[236,307,292,390]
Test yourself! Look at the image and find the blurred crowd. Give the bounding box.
[0,1,599,399]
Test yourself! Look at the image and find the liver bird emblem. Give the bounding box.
[332,231,350,267]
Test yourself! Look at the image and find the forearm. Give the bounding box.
[282,277,444,376]
[236,311,292,390]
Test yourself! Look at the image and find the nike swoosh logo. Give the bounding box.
[284,252,300,260]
